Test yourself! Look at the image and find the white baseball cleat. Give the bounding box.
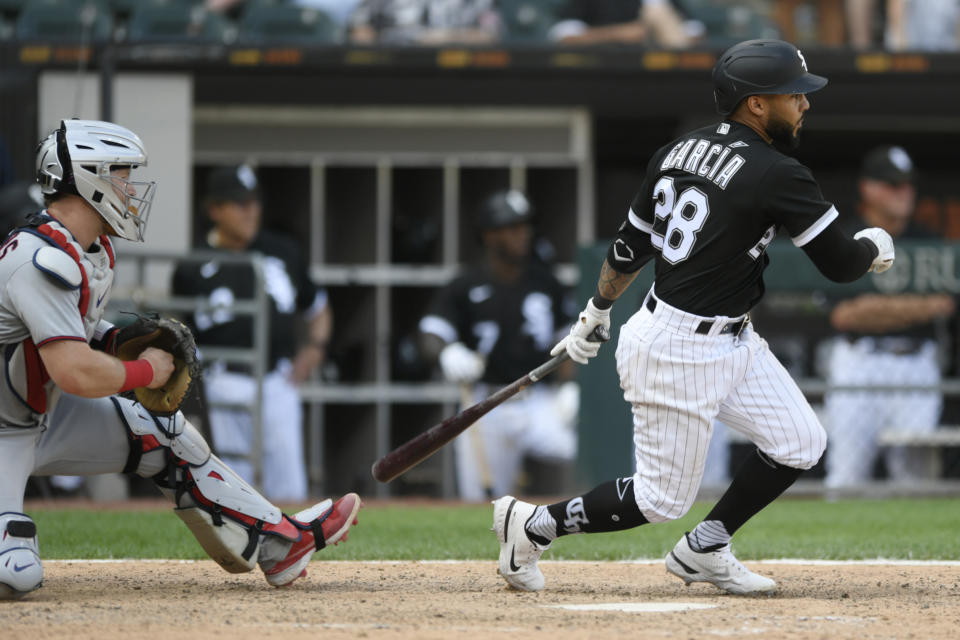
[0,513,43,600]
[492,496,549,592]
[665,532,776,595]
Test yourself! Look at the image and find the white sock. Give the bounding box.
[689,520,731,551]
[524,505,558,544]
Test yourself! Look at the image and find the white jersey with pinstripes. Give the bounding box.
[614,121,831,523]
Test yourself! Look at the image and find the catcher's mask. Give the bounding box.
[712,39,827,115]
[36,119,156,242]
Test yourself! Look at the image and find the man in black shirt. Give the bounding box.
[824,146,955,490]
[172,165,332,502]
[493,39,895,595]
[419,190,577,500]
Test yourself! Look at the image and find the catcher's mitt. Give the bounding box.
[114,314,200,416]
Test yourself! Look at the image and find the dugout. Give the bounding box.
[3,41,960,498]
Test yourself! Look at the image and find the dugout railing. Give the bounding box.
[105,249,271,490]
[108,243,960,500]
[103,241,960,500]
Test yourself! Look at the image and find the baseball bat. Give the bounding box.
[371,325,610,483]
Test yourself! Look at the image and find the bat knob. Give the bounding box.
[589,325,611,343]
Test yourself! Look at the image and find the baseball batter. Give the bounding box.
[493,39,896,595]
[0,120,359,600]
[420,190,577,500]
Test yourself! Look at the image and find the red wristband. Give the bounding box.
[120,359,154,392]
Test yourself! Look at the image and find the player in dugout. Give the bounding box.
[492,39,897,595]
[419,189,579,501]
[0,119,359,599]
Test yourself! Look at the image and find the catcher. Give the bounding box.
[0,119,361,600]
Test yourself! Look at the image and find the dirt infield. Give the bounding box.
[2,560,957,639]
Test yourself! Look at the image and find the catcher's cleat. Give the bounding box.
[665,532,776,595]
[0,513,43,600]
[492,496,549,592]
[264,493,361,588]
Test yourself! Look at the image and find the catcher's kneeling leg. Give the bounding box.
[0,512,43,599]
[112,398,360,585]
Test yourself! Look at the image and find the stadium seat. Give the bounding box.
[127,1,231,44]
[110,0,197,12]
[15,0,114,42]
[106,0,140,14]
[498,0,565,44]
[0,0,26,20]
[0,0,26,14]
[237,4,339,45]
[677,0,780,47]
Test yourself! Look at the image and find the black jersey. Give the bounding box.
[629,120,838,317]
[171,230,324,370]
[422,262,574,384]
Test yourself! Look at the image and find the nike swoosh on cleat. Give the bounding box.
[13,563,35,572]
[670,552,699,575]
[502,498,516,543]
[509,547,521,572]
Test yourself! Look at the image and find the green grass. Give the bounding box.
[27,497,960,561]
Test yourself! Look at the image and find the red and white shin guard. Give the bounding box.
[115,398,362,587]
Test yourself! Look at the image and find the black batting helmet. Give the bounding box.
[476,189,533,231]
[712,39,827,115]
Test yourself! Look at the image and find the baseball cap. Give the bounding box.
[204,164,260,203]
[860,146,915,185]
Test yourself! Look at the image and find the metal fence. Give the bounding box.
[107,249,271,488]
[110,243,960,499]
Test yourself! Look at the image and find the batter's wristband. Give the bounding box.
[120,359,154,392]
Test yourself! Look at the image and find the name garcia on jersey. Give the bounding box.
[659,129,746,190]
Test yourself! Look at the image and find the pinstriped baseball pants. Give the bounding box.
[615,289,826,523]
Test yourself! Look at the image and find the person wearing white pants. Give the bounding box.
[823,145,955,489]
[454,382,577,502]
[491,39,897,596]
[420,189,577,501]
[172,165,332,503]
[203,359,309,501]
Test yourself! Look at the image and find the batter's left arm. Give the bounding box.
[594,259,643,309]
[550,216,654,364]
[550,256,648,365]
[594,212,657,307]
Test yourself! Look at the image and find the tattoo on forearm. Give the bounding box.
[595,260,639,304]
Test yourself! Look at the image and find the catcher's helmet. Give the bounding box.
[36,119,155,242]
[476,189,533,231]
[712,39,827,115]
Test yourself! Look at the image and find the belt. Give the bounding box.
[645,296,748,336]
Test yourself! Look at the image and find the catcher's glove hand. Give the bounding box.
[114,314,200,416]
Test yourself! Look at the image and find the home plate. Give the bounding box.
[546,603,717,613]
